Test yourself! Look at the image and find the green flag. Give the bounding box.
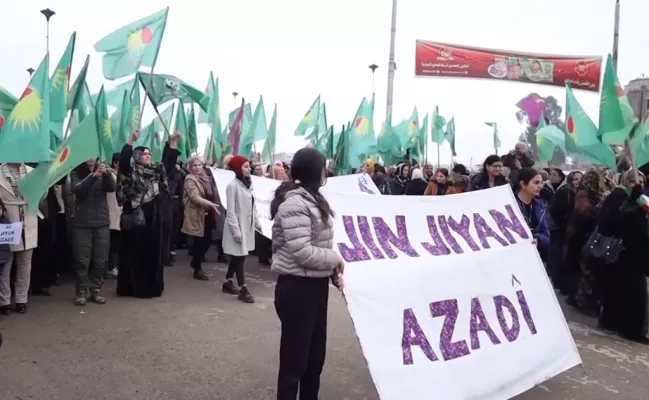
[347,97,376,168]
[93,78,135,107]
[198,72,214,124]
[50,32,76,127]
[430,106,447,145]
[110,90,132,149]
[0,54,51,163]
[446,117,457,157]
[138,72,207,110]
[187,106,198,152]
[94,8,169,80]
[242,96,268,157]
[294,96,320,136]
[598,54,637,145]
[261,103,277,164]
[175,104,189,161]
[485,122,501,154]
[565,85,616,169]
[20,111,99,213]
[94,86,114,162]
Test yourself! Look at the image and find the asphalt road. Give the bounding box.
[0,251,647,400]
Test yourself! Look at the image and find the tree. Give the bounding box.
[515,93,566,164]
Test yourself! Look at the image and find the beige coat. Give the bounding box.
[181,174,216,237]
[222,178,260,256]
[107,168,121,231]
[0,166,42,252]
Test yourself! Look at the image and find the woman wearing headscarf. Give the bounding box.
[386,163,410,195]
[116,130,180,299]
[468,155,508,191]
[550,170,583,292]
[405,168,428,195]
[424,168,457,196]
[563,169,606,315]
[221,155,260,303]
[270,148,344,400]
[597,170,649,344]
[540,168,565,204]
[181,156,222,281]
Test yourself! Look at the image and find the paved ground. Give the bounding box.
[0,250,647,400]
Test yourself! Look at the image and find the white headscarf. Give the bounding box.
[411,168,426,182]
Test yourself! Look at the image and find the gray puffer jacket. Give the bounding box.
[271,187,342,278]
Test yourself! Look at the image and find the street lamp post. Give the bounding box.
[368,64,378,95]
[232,91,239,107]
[26,68,35,77]
[386,0,398,116]
[40,8,56,54]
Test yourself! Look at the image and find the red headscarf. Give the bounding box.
[228,155,249,175]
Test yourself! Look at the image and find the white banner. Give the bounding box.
[326,185,580,400]
[0,222,23,245]
[211,168,379,238]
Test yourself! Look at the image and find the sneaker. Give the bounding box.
[222,280,240,295]
[170,251,177,262]
[238,286,255,304]
[0,305,11,315]
[15,303,27,313]
[75,291,87,306]
[90,290,106,305]
[106,268,118,279]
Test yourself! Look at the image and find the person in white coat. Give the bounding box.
[221,155,260,303]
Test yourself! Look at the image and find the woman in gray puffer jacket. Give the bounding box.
[270,148,344,400]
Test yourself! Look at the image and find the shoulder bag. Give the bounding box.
[120,189,147,231]
[582,227,624,265]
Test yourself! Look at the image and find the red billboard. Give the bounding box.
[415,40,602,92]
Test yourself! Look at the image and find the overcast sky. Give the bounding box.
[2,0,647,165]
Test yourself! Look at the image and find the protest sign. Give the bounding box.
[211,168,378,238]
[326,185,580,400]
[0,222,23,245]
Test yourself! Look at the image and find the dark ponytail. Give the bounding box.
[271,148,335,221]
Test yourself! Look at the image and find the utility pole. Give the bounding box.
[385,0,398,116]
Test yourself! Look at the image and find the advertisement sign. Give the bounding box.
[415,40,602,92]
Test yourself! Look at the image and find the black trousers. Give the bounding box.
[31,217,56,290]
[161,200,174,264]
[170,198,184,251]
[190,216,214,271]
[225,255,246,286]
[275,274,329,400]
[108,230,121,270]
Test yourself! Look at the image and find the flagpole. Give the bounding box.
[437,143,441,169]
[385,0,397,116]
[612,0,620,70]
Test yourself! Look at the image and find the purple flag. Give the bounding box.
[516,94,546,126]
[227,98,245,155]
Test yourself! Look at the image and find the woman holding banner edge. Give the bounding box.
[270,147,344,400]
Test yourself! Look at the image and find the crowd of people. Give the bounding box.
[356,142,649,345]
[0,132,648,397]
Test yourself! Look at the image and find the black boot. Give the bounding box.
[193,269,209,281]
[238,286,255,304]
[222,280,240,295]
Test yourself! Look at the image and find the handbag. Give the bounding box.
[120,190,147,231]
[582,227,624,265]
